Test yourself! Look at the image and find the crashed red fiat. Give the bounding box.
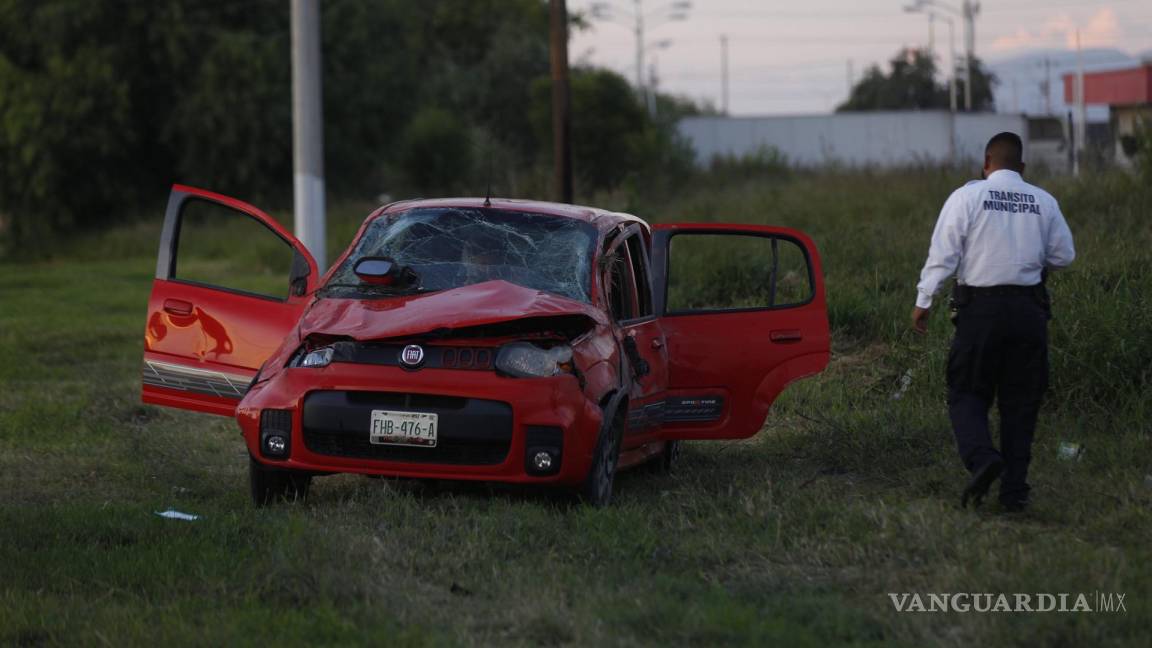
[142,185,830,506]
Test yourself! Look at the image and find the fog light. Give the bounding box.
[532,451,554,471]
[265,435,288,455]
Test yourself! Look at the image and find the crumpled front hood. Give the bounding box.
[298,280,607,341]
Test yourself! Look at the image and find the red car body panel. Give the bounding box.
[295,279,608,342]
[651,224,831,440]
[142,186,318,417]
[140,186,830,489]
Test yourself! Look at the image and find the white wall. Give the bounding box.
[678,111,1030,168]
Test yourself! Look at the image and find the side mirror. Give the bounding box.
[354,257,398,284]
[289,251,312,297]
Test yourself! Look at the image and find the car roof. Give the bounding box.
[372,197,648,235]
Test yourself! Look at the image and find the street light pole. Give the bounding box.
[590,1,689,96]
[961,0,979,111]
[946,17,957,113]
[904,4,957,113]
[720,34,729,114]
[634,0,644,94]
[907,0,977,111]
[291,0,326,270]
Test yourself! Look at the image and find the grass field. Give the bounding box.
[2,169,1150,646]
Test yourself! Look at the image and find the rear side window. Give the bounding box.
[605,251,636,321]
[625,234,653,318]
[666,233,813,312]
[173,199,295,300]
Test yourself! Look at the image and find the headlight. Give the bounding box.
[495,342,573,378]
[292,346,334,368]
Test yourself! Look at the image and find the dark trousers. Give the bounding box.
[947,294,1049,503]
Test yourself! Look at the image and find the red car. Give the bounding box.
[142,186,830,506]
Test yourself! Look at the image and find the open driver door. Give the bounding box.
[141,185,318,416]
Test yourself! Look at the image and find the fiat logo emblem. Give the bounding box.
[400,344,425,368]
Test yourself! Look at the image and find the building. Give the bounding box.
[1064,63,1152,169]
[676,111,1067,171]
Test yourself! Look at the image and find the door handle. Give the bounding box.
[651,338,664,350]
[163,299,194,316]
[770,329,803,343]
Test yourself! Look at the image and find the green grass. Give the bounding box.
[2,169,1150,646]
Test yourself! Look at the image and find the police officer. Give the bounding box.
[911,132,1075,511]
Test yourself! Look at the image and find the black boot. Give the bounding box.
[961,457,1004,508]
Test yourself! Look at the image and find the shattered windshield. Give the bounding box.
[324,207,597,302]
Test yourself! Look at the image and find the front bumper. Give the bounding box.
[236,363,603,485]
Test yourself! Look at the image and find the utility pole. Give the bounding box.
[1074,29,1086,177]
[1043,58,1053,115]
[961,0,979,111]
[721,35,730,114]
[846,58,854,101]
[590,1,688,96]
[550,0,573,203]
[634,0,644,94]
[647,61,658,116]
[291,0,326,270]
[946,17,957,112]
[928,12,935,58]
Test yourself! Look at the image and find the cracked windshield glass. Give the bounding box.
[325,208,597,301]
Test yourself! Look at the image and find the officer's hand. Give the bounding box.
[911,307,930,335]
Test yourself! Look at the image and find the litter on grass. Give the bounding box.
[891,369,913,400]
[1057,442,1084,461]
[155,509,200,521]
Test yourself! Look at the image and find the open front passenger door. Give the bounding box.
[141,185,319,416]
[651,224,829,439]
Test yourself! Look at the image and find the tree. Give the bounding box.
[0,0,697,256]
[837,48,996,112]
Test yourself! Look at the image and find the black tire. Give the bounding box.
[249,456,311,507]
[579,408,624,507]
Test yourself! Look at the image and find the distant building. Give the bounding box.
[676,112,1068,172]
[1064,63,1152,169]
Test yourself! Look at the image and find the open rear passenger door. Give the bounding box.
[141,185,318,416]
[651,224,829,439]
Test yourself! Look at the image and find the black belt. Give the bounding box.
[966,284,1041,297]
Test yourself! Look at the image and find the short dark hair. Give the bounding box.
[985,131,1024,167]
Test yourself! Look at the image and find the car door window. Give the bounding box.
[666,233,813,312]
[625,234,653,318]
[173,199,296,300]
[605,247,637,322]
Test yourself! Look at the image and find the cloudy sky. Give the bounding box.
[568,0,1152,114]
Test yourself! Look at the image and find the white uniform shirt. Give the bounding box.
[915,169,1076,309]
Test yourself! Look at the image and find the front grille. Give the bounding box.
[301,391,512,465]
[330,341,495,371]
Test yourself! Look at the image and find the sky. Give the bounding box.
[567,0,1152,115]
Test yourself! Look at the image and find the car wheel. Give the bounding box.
[249,455,311,507]
[580,408,623,507]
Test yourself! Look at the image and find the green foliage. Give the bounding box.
[0,0,294,257]
[532,67,644,191]
[1132,117,1152,182]
[397,107,474,195]
[530,66,696,196]
[707,144,790,182]
[0,0,703,256]
[838,47,996,112]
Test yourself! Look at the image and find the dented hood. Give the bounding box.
[299,280,607,341]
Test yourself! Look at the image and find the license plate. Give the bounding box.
[369,410,438,447]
